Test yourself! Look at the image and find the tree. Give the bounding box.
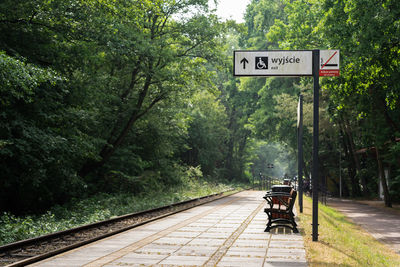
[0,0,227,213]
[77,0,224,177]
[264,0,400,204]
[181,91,228,177]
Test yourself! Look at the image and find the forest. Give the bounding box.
[1,0,399,222]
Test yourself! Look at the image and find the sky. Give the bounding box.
[209,0,251,23]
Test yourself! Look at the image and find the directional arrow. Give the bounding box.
[240,57,249,69]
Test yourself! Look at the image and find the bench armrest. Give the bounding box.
[264,192,291,198]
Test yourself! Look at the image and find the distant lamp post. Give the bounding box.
[267,163,274,189]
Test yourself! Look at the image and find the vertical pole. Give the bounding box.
[312,49,320,242]
[339,150,342,198]
[298,94,303,213]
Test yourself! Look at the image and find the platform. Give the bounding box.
[30,191,307,266]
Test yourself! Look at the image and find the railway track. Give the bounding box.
[0,189,242,266]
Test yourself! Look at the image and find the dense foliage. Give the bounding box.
[0,0,242,214]
[242,0,400,206]
[1,0,399,219]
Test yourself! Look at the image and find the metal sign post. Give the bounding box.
[297,94,304,213]
[312,50,320,241]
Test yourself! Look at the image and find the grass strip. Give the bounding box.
[298,196,400,267]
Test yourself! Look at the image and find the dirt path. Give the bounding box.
[327,198,400,254]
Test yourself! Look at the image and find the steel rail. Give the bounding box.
[1,188,246,266]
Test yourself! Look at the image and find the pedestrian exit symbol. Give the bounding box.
[255,57,268,69]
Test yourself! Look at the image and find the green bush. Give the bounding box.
[0,180,238,245]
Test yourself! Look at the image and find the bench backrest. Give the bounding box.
[287,190,297,211]
[271,188,296,207]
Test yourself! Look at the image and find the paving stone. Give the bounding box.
[225,246,267,258]
[178,226,209,232]
[217,256,265,266]
[134,244,181,255]
[159,255,209,265]
[187,222,216,227]
[207,227,236,233]
[245,226,265,230]
[239,233,270,240]
[188,237,226,246]
[263,259,308,267]
[197,219,220,223]
[224,216,249,221]
[269,240,305,248]
[215,223,242,228]
[152,236,192,245]
[243,227,264,234]
[198,231,232,239]
[112,252,166,264]
[271,234,304,241]
[166,231,202,238]
[174,245,218,256]
[267,247,306,258]
[30,259,86,267]
[68,245,118,254]
[232,238,269,248]
[248,222,268,227]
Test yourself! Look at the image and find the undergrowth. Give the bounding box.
[0,181,243,245]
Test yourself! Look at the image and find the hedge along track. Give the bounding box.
[0,189,247,266]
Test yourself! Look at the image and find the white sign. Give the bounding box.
[234,50,313,77]
[319,50,340,76]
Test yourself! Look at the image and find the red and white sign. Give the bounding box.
[319,50,340,77]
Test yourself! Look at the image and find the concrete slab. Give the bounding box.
[269,240,305,248]
[267,247,306,258]
[239,233,270,240]
[263,260,307,267]
[271,233,304,240]
[159,255,209,265]
[178,226,209,232]
[174,245,218,256]
[217,256,265,267]
[165,231,202,238]
[110,252,166,264]
[198,231,232,239]
[232,238,269,248]
[152,236,192,245]
[225,246,267,257]
[134,243,181,255]
[187,237,226,246]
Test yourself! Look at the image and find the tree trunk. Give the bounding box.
[376,147,392,207]
[343,117,370,196]
[339,120,361,197]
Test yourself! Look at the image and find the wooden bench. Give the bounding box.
[263,188,298,233]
